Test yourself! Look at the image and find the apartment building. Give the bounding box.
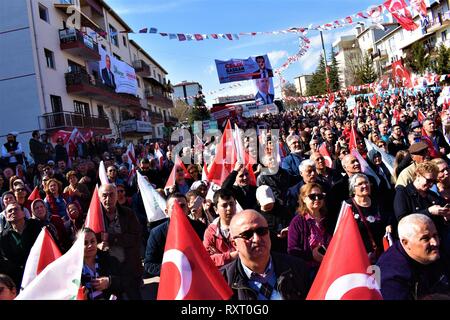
[0,0,176,152]
[293,74,313,96]
[173,81,203,106]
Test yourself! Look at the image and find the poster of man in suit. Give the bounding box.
[101,54,116,90]
[254,77,275,106]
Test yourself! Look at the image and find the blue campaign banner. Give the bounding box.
[215,54,273,84]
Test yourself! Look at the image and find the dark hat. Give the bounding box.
[410,121,422,130]
[408,141,428,155]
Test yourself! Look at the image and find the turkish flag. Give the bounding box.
[384,0,418,31]
[21,227,62,290]
[349,126,359,152]
[392,60,412,88]
[318,143,333,168]
[84,185,105,234]
[417,109,426,123]
[307,202,383,300]
[164,157,191,189]
[157,201,233,300]
[369,94,378,108]
[28,186,41,202]
[411,0,427,16]
[207,120,237,186]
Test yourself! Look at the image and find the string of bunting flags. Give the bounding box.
[117,1,425,41]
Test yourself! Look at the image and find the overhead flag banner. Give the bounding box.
[215,54,273,84]
[383,0,418,31]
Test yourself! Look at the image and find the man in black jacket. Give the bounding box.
[222,162,257,210]
[220,210,310,300]
[29,131,47,165]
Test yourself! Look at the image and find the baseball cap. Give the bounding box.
[256,185,275,206]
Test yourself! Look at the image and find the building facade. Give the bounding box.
[173,81,203,106]
[293,75,313,96]
[0,0,176,153]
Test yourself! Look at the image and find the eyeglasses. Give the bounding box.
[233,226,269,240]
[307,193,325,201]
[420,175,436,185]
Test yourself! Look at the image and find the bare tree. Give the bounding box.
[172,99,190,122]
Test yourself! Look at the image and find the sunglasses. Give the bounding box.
[233,226,269,240]
[420,175,436,185]
[307,193,325,201]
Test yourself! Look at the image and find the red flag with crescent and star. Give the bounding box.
[384,0,418,31]
[307,202,383,300]
[157,201,233,300]
[392,60,412,88]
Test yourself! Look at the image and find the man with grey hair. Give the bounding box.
[220,209,310,300]
[281,135,303,183]
[377,214,450,300]
[98,183,143,299]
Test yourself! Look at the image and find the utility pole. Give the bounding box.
[320,30,331,94]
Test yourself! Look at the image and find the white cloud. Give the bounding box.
[205,64,216,75]
[267,50,288,66]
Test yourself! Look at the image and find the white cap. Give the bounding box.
[256,185,275,206]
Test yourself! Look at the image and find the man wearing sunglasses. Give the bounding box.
[220,210,310,300]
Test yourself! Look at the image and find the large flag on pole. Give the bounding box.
[207,120,237,186]
[137,171,167,223]
[307,202,383,300]
[164,157,191,190]
[84,185,105,234]
[21,227,62,290]
[16,231,85,300]
[157,201,233,300]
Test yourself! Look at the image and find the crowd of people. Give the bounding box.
[0,86,450,300]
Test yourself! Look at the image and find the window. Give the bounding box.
[44,48,55,69]
[442,30,447,42]
[109,24,119,47]
[158,74,162,83]
[68,59,83,73]
[39,3,49,22]
[98,105,106,118]
[122,36,127,47]
[137,78,141,88]
[50,95,62,113]
[74,100,89,115]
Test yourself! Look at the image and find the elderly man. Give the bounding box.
[220,210,310,300]
[396,141,430,188]
[144,193,206,278]
[98,183,143,300]
[377,214,450,300]
[281,135,303,183]
[222,162,257,210]
[0,203,42,289]
[422,118,450,158]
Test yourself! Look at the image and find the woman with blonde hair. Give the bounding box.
[288,183,330,270]
[43,178,67,219]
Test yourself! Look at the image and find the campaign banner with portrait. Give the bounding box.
[254,77,275,106]
[98,46,138,95]
[215,54,273,84]
[210,101,278,122]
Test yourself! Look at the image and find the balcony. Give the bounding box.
[147,93,174,109]
[133,60,151,77]
[40,111,111,133]
[427,11,450,33]
[165,116,179,126]
[149,111,164,124]
[65,72,141,107]
[54,2,106,37]
[371,49,387,61]
[59,28,100,61]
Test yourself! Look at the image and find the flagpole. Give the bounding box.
[320,30,331,94]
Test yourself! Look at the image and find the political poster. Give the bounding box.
[254,77,275,106]
[215,54,273,84]
[99,47,138,95]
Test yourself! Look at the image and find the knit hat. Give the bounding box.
[256,185,275,206]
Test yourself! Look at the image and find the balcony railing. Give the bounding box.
[65,72,141,107]
[149,111,164,123]
[371,49,387,60]
[41,111,110,130]
[147,93,174,109]
[133,60,151,76]
[428,11,450,32]
[59,28,100,61]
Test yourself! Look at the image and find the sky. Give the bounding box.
[104,0,383,105]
